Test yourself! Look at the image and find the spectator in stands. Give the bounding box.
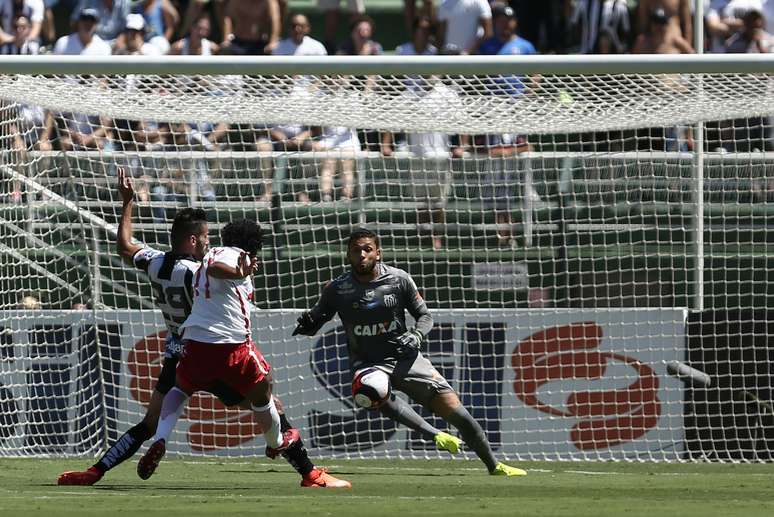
[725,7,774,52]
[113,13,162,54]
[71,0,132,43]
[0,0,43,48]
[55,8,111,54]
[479,3,535,56]
[255,13,325,202]
[272,12,327,56]
[395,15,437,56]
[221,0,281,55]
[381,77,466,250]
[636,0,692,44]
[131,0,178,46]
[480,133,531,247]
[319,0,365,53]
[52,9,114,152]
[402,0,434,36]
[2,14,51,204]
[169,12,219,55]
[0,12,38,53]
[313,125,360,202]
[436,0,492,55]
[336,14,382,55]
[704,1,734,52]
[566,0,632,54]
[633,7,693,53]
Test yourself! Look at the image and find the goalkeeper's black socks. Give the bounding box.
[94,421,153,473]
[444,405,498,473]
[278,412,315,476]
[379,395,439,441]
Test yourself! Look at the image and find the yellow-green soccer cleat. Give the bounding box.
[491,462,527,477]
[434,431,462,454]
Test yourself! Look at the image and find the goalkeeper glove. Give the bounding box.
[292,311,318,336]
[396,328,424,356]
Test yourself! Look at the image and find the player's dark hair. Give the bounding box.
[221,219,262,255]
[347,228,380,249]
[170,208,208,248]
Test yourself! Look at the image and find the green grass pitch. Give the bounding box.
[1,458,772,517]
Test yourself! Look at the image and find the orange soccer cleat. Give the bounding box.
[301,468,352,488]
[136,438,166,480]
[57,466,103,486]
[265,428,301,459]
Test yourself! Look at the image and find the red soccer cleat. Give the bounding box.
[265,428,301,459]
[137,439,166,480]
[57,466,103,486]
[301,468,352,488]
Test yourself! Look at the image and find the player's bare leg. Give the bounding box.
[58,389,163,485]
[340,158,354,200]
[429,392,526,477]
[319,158,336,202]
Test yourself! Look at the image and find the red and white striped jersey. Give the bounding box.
[180,246,253,343]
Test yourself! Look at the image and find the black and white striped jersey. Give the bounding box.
[133,247,198,340]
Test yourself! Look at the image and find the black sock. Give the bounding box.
[277,412,314,476]
[281,437,315,477]
[94,421,153,473]
[444,406,497,472]
[279,412,293,432]
[379,395,440,441]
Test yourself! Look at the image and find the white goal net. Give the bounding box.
[1,56,772,461]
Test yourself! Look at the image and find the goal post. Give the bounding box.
[1,55,773,461]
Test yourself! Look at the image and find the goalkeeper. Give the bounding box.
[294,228,526,476]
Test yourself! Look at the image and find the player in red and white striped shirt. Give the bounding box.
[138,219,350,488]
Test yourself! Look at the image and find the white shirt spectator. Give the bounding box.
[71,0,131,42]
[53,32,111,55]
[437,0,491,52]
[406,83,460,159]
[272,35,327,56]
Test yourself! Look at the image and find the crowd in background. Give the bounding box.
[3,1,774,247]
[3,1,774,59]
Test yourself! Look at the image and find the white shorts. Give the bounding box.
[319,127,361,152]
[318,0,365,13]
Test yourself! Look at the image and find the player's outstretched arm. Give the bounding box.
[116,166,143,261]
[208,251,258,279]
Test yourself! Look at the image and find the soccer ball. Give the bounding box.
[351,367,390,409]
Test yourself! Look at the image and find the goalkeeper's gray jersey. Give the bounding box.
[310,263,431,366]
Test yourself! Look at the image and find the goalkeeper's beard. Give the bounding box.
[351,259,377,276]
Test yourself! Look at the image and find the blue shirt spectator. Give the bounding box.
[481,4,537,95]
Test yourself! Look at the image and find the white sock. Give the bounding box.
[153,387,188,442]
[252,398,282,448]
